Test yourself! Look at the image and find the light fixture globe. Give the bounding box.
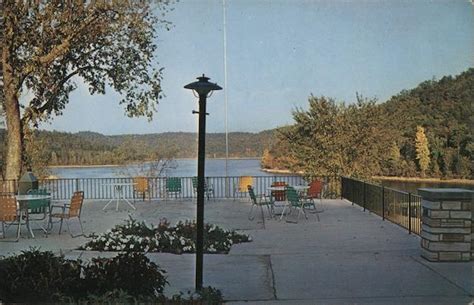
[184,74,222,97]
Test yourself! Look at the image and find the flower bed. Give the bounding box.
[80,217,252,254]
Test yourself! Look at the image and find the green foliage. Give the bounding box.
[268,69,474,179]
[0,248,224,304]
[0,248,81,303]
[276,95,391,179]
[81,252,168,297]
[81,217,251,254]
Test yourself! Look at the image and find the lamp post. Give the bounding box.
[184,74,222,291]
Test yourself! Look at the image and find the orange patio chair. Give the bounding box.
[0,195,21,241]
[49,191,84,237]
[304,180,324,212]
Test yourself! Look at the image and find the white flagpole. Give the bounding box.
[223,0,230,196]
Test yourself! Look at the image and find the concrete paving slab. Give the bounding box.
[227,296,473,305]
[0,198,471,304]
[271,251,467,300]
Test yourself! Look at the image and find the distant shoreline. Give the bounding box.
[373,176,474,185]
[48,157,261,169]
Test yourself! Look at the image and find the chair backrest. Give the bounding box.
[133,177,149,192]
[166,177,182,192]
[271,181,287,201]
[247,185,257,204]
[286,187,300,207]
[69,191,84,218]
[307,180,323,199]
[193,177,210,190]
[27,189,50,213]
[238,176,253,192]
[0,196,17,222]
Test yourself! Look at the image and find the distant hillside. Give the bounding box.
[0,129,276,166]
[264,68,474,179]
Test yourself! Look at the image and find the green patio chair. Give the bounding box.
[247,186,274,229]
[192,177,215,201]
[281,186,319,223]
[166,177,182,199]
[27,189,51,235]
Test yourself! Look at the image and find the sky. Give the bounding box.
[39,0,473,135]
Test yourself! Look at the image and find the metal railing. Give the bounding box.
[1,175,341,201]
[341,176,422,235]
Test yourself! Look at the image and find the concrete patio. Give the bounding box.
[0,198,472,304]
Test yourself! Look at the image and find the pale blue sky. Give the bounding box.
[42,0,473,135]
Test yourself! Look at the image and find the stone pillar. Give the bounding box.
[418,188,473,262]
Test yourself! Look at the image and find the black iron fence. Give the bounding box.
[1,175,341,201]
[341,176,422,235]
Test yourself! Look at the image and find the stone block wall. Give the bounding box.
[418,188,473,262]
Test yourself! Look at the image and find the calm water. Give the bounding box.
[50,160,473,194]
[380,180,474,194]
[50,159,275,179]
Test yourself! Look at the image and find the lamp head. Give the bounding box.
[184,74,222,98]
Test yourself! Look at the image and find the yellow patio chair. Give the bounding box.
[133,177,150,201]
[234,176,253,200]
[49,191,84,237]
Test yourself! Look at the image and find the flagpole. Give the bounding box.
[223,0,230,197]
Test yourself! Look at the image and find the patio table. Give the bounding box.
[102,182,137,211]
[16,194,52,238]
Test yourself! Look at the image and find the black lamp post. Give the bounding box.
[184,74,222,290]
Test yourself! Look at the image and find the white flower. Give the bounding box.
[130,244,134,249]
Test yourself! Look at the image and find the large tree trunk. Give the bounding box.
[2,16,23,181]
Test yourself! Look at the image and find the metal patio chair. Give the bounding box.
[304,180,324,212]
[26,188,51,235]
[0,195,21,241]
[49,191,84,237]
[192,176,215,201]
[165,177,182,199]
[234,176,253,200]
[247,185,274,228]
[281,186,319,223]
[133,177,150,201]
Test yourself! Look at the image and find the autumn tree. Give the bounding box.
[1,0,173,179]
[261,148,274,169]
[278,95,392,179]
[415,126,430,176]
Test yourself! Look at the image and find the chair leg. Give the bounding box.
[68,218,84,238]
[59,218,64,235]
[16,216,21,241]
[260,204,265,229]
[248,204,256,220]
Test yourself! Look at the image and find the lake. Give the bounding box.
[379,179,474,194]
[50,159,274,179]
[50,159,474,195]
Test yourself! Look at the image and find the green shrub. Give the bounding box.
[0,249,167,303]
[82,251,168,297]
[0,248,82,303]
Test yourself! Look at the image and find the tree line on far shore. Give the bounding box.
[262,68,473,180]
[0,130,273,176]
